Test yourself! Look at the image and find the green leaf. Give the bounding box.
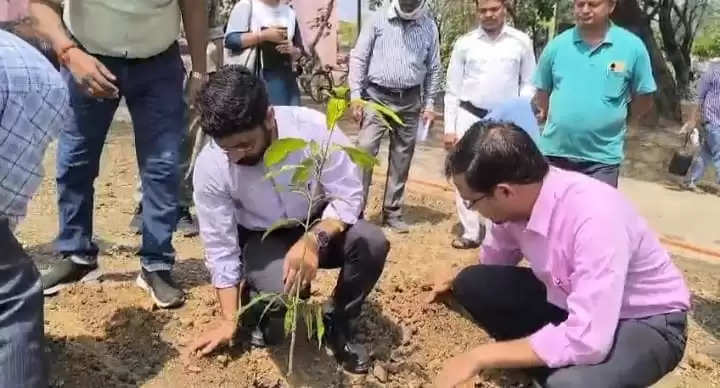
[261,218,302,241]
[284,306,294,338]
[326,96,349,130]
[331,86,350,100]
[366,101,405,127]
[341,146,378,171]
[309,140,321,157]
[263,164,304,180]
[315,304,325,348]
[264,138,308,168]
[291,158,314,186]
[236,292,276,320]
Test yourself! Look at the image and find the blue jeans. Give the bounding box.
[55,43,185,271]
[263,69,300,106]
[0,219,46,388]
[686,124,720,185]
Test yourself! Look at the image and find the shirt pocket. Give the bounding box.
[604,71,630,100]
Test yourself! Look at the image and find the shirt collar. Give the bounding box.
[524,168,563,237]
[474,24,507,40]
[387,5,425,21]
[572,22,616,46]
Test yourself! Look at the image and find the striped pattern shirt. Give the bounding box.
[0,30,70,229]
[349,6,442,109]
[698,60,720,127]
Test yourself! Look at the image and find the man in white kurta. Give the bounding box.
[443,0,536,249]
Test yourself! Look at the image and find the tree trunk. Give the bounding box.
[612,0,683,122]
[657,0,691,97]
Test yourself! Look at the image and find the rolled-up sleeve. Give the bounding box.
[193,149,243,288]
[480,224,523,266]
[319,137,364,225]
[529,215,630,368]
[423,22,442,110]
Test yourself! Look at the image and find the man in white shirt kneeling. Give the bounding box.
[187,66,389,375]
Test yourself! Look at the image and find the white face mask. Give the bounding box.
[393,0,426,20]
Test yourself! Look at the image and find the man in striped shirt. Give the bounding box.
[349,0,442,233]
[684,59,720,189]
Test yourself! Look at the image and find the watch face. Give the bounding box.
[316,230,330,248]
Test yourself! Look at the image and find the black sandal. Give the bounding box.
[451,237,480,250]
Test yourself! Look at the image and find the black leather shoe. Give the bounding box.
[324,315,370,374]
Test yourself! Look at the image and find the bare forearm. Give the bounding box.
[180,0,208,74]
[29,0,73,51]
[629,94,654,124]
[467,338,545,371]
[533,90,550,122]
[216,286,239,321]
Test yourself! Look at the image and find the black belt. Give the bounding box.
[460,100,489,119]
[368,82,421,98]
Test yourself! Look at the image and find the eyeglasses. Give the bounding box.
[462,194,488,209]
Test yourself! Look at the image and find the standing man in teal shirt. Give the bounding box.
[533,0,656,187]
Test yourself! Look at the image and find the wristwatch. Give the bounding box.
[190,71,208,82]
[308,229,330,250]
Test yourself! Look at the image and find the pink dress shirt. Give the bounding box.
[481,168,690,368]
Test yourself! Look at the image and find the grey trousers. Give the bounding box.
[547,156,620,188]
[0,218,47,388]
[453,265,687,388]
[357,84,422,220]
[239,220,389,322]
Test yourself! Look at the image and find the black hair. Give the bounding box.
[196,65,269,139]
[0,18,59,69]
[444,120,549,193]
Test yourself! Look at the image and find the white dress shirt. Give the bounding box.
[193,106,364,288]
[444,25,536,135]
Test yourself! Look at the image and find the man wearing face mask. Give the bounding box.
[427,121,689,387]
[187,66,389,374]
[349,0,442,233]
[444,0,536,249]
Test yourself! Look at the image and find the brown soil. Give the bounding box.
[16,124,720,387]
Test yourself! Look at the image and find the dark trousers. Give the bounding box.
[453,265,687,388]
[357,84,422,220]
[239,220,389,323]
[547,156,620,188]
[0,219,46,388]
[55,43,185,271]
[262,69,301,106]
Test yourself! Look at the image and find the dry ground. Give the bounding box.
[15,123,720,387]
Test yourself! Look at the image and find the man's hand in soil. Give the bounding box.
[424,265,461,304]
[433,350,480,388]
[443,133,458,151]
[283,234,320,294]
[186,318,235,358]
[65,48,119,99]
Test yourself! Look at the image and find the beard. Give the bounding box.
[234,125,273,166]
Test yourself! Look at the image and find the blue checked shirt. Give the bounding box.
[349,6,442,109]
[698,61,720,127]
[0,30,70,229]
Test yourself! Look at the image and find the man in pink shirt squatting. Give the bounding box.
[428,121,690,387]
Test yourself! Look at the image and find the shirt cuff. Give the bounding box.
[529,322,570,368]
[207,258,243,288]
[350,89,362,101]
[322,200,360,225]
[424,99,435,111]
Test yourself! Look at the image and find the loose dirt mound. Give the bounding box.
[17,127,720,387]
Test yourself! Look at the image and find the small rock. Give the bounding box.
[180,318,194,328]
[688,352,714,370]
[401,325,412,345]
[216,354,229,367]
[186,364,202,373]
[199,316,211,324]
[372,364,388,383]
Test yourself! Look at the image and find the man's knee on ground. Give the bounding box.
[347,221,390,269]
